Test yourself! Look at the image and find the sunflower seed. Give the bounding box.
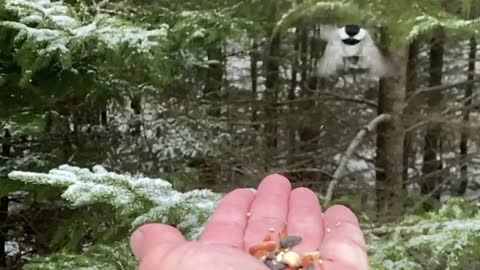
[265,259,287,270]
[280,235,302,249]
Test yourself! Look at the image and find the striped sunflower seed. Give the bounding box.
[280,235,302,249]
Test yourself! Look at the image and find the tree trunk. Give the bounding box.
[263,32,281,168]
[100,110,108,126]
[205,43,223,117]
[297,26,321,184]
[458,36,477,195]
[288,28,300,165]
[250,39,260,130]
[298,26,319,149]
[375,37,407,218]
[421,28,445,209]
[0,127,11,267]
[402,40,419,188]
[130,95,142,135]
[0,195,7,267]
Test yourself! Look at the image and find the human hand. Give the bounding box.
[130,174,369,270]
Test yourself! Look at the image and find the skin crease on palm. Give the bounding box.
[129,174,370,270]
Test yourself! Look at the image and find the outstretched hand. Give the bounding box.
[130,174,369,270]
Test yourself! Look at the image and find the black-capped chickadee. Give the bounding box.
[318,24,391,78]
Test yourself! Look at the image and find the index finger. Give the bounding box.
[199,188,255,248]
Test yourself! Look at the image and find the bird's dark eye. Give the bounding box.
[344,24,360,36]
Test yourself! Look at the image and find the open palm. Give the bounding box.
[130,174,369,270]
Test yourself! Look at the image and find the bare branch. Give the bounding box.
[323,113,392,206]
[316,91,378,108]
[407,77,480,102]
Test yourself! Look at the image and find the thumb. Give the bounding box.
[130,223,186,259]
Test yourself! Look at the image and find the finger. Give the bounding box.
[319,260,361,270]
[286,187,324,254]
[199,188,255,248]
[318,205,369,270]
[140,242,269,270]
[322,205,366,250]
[318,236,369,270]
[243,174,292,250]
[323,205,360,227]
[139,242,191,270]
[130,223,186,259]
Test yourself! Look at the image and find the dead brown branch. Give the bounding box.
[323,113,392,206]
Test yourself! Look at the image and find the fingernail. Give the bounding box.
[130,230,144,258]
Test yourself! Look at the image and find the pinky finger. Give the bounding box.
[318,205,369,270]
[318,236,369,270]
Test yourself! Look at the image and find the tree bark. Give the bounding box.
[100,110,108,126]
[421,28,445,209]
[375,39,407,218]
[288,28,300,165]
[0,127,11,267]
[130,94,142,135]
[402,40,419,188]
[250,39,260,130]
[458,36,477,195]
[296,26,322,184]
[205,43,223,117]
[263,32,281,167]
[298,27,319,148]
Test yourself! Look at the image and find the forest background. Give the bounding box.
[1,0,480,269]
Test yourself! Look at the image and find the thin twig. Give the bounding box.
[323,113,392,206]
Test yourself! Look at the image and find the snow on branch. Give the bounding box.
[1,0,170,85]
[408,14,480,42]
[4,0,170,46]
[8,164,222,239]
[367,198,480,269]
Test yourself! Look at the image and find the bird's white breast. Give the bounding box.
[342,43,362,56]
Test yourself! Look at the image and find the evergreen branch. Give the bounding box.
[365,216,480,237]
[408,14,480,42]
[7,164,222,237]
[273,1,362,38]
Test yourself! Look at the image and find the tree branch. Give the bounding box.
[407,77,480,102]
[323,113,392,206]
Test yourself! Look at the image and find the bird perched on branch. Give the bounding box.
[317,24,391,78]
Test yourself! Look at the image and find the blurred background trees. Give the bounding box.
[1,0,480,269]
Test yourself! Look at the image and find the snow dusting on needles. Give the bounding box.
[8,164,222,239]
[3,0,170,57]
[19,14,42,25]
[92,17,170,51]
[50,15,80,28]
[5,241,20,256]
[6,0,73,25]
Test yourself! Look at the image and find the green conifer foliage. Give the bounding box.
[2,0,480,269]
[7,165,480,269]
